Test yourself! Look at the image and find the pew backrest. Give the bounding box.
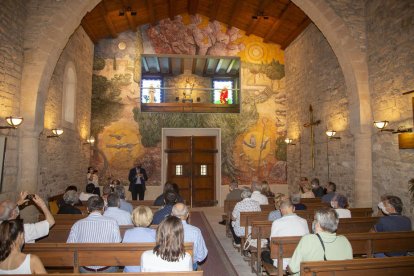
[19,272,203,276]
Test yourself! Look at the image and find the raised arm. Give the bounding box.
[32,194,55,228]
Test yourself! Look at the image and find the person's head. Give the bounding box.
[331,194,348,209]
[135,162,142,169]
[131,206,153,227]
[88,166,94,173]
[63,190,79,206]
[274,193,287,209]
[241,189,252,199]
[65,185,78,192]
[107,193,120,208]
[384,195,403,214]
[311,178,320,188]
[114,185,126,199]
[252,182,261,192]
[163,181,174,193]
[172,203,189,221]
[111,179,121,186]
[171,183,180,195]
[86,196,104,213]
[154,216,185,262]
[280,199,295,216]
[102,184,112,196]
[261,181,270,194]
[326,182,336,193]
[0,219,25,262]
[291,193,302,205]
[313,208,339,234]
[164,191,178,206]
[0,200,19,221]
[85,183,95,194]
[229,180,238,191]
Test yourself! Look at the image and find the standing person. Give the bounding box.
[87,167,100,195]
[128,162,148,200]
[141,216,192,272]
[0,219,47,274]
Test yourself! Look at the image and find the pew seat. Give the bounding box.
[12,273,203,276]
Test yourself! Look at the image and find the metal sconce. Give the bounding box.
[326,130,341,140]
[47,128,64,138]
[0,116,23,129]
[284,138,296,145]
[373,120,412,133]
[84,136,95,145]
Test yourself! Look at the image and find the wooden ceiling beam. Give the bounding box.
[168,0,174,20]
[209,0,221,22]
[263,2,294,43]
[146,0,156,25]
[215,59,223,73]
[226,59,236,74]
[121,0,137,31]
[142,57,149,72]
[281,17,311,49]
[245,0,272,36]
[81,17,98,44]
[188,0,199,15]
[228,0,243,28]
[99,1,118,38]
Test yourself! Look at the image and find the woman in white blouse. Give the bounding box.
[141,216,192,272]
[331,194,351,218]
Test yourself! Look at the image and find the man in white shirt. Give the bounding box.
[262,199,309,269]
[103,193,133,225]
[250,182,269,205]
[0,191,55,243]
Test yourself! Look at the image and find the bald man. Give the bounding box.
[0,191,55,243]
[172,203,208,270]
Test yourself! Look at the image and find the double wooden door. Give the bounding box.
[165,136,217,207]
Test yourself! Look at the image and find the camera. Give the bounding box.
[25,194,35,200]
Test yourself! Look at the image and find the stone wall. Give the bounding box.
[38,26,93,198]
[285,24,355,202]
[0,0,26,198]
[366,0,414,217]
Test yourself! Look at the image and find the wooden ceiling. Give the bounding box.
[81,0,311,49]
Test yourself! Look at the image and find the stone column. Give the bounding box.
[353,132,372,207]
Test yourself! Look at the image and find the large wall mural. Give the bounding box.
[91,14,287,186]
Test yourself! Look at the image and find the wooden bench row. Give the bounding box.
[17,273,203,276]
[23,242,194,273]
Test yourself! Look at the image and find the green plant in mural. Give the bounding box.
[91,74,125,135]
[93,56,105,71]
[242,60,285,81]
[275,136,287,161]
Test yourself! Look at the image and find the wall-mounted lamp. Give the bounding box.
[373,120,412,133]
[0,116,23,129]
[47,128,64,138]
[284,138,296,145]
[326,130,341,139]
[84,136,95,145]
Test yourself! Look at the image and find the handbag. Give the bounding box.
[243,233,268,251]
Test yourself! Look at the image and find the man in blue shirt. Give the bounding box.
[152,191,177,224]
[172,203,208,270]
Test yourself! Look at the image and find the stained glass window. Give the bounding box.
[213,80,234,104]
[141,79,162,103]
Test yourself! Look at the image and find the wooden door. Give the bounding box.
[166,136,217,207]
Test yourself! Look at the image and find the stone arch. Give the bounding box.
[291,0,372,207]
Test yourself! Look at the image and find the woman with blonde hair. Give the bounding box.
[0,219,46,274]
[300,182,315,198]
[141,216,192,272]
[261,181,275,198]
[122,206,156,272]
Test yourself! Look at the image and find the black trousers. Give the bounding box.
[130,184,145,200]
[229,221,241,244]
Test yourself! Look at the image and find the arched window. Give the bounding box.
[62,62,77,124]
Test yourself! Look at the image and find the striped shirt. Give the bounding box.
[67,212,121,269]
[104,207,133,225]
[181,220,208,263]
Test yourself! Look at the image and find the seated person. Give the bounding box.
[57,185,80,207]
[57,190,82,214]
[268,193,287,221]
[123,206,156,272]
[101,184,113,209]
[373,195,412,257]
[311,178,325,198]
[230,189,261,246]
[251,182,269,205]
[154,182,184,206]
[0,219,46,274]
[103,193,133,225]
[261,180,275,197]
[287,208,353,275]
[331,194,351,218]
[152,191,178,225]
[321,182,337,203]
[226,180,243,201]
[141,216,192,272]
[114,185,133,213]
[291,193,307,210]
[79,183,96,202]
[300,182,315,198]
[0,191,55,243]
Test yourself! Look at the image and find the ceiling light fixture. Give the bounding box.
[284,138,295,145]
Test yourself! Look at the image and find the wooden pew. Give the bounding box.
[18,273,203,276]
[250,221,272,275]
[301,198,322,204]
[296,208,373,220]
[301,256,414,275]
[239,211,271,255]
[264,231,414,276]
[302,202,330,210]
[23,242,194,273]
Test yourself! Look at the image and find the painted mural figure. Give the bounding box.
[148,85,155,103]
[220,87,229,104]
[182,79,194,103]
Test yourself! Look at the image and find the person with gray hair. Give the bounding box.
[103,193,132,225]
[250,182,269,205]
[114,185,133,213]
[330,194,351,218]
[230,188,261,247]
[291,193,307,210]
[172,203,208,270]
[58,190,82,214]
[287,208,352,275]
[225,180,243,200]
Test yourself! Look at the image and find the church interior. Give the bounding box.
[0,0,413,275]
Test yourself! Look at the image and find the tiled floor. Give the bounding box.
[193,207,257,276]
